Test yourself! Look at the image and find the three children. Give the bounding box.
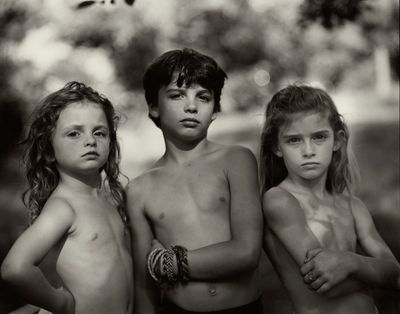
[1,50,399,314]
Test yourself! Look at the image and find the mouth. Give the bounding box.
[301,162,319,167]
[82,151,100,157]
[180,118,200,127]
[181,118,200,123]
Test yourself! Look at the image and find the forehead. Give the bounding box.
[57,101,107,126]
[163,72,211,91]
[280,111,332,134]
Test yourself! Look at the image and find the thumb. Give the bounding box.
[304,248,322,263]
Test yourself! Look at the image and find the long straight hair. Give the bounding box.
[260,84,359,195]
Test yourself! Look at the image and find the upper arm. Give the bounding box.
[351,197,397,261]
[126,180,154,287]
[262,188,321,265]
[2,198,75,270]
[225,147,263,250]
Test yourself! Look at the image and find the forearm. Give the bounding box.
[2,265,67,312]
[187,239,261,280]
[349,252,400,289]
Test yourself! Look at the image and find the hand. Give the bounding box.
[149,239,178,278]
[300,248,355,293]
[150,238,165,251]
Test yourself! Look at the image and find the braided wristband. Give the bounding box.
[172,245,189,284]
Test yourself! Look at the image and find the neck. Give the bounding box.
[163,135,210,164]
[57,168,102,196]
[286,171,329,198]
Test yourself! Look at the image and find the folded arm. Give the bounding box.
[263,187,362,296]
[302,198,400,292]
[180,147,264,280]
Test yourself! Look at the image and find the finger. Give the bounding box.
[151,239,164,249]
[303,271,316,284]
[300,260,314,275]
[310,277,326,290]
[316,282,331,294]
[304,248,323,263]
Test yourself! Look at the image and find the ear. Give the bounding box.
[148,103,159,119]
[273,146,283,157]
[333,130,345,151]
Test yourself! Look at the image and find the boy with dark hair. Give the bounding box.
[127,48,263,314]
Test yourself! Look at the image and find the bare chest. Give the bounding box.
[301,200,357,251]
[145,165,230,233]
[69,199,126,249]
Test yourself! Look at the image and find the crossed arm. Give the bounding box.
[301,197,400,292]
[127,147,263,313]
[1,198,76,314]
[178,147,263,280]
[262,187,364,296]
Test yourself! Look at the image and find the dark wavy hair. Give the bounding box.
[143,47,227,127]
[260,84,358,195]
[22,81,126,225]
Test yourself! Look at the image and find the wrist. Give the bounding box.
[345,251,360,278]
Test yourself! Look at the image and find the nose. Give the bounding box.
[184,97,198,113]
[84,134,97,147]
[302,140,315,158]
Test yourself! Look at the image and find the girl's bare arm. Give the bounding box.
[1,198,75,314]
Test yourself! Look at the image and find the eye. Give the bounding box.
[169,93,184,100]
[94,130,108,138]
[198,94,211,102]
[313,133,328,141]
[286,137,301,144]
[67,131,80,138]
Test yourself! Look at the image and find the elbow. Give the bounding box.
[1,259,25,284]
[240,245,261,271]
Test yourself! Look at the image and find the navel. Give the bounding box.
[208,285,217,296]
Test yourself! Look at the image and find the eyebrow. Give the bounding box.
[281,129,330,137]
[62,124,109,131]
[165,86,211,93]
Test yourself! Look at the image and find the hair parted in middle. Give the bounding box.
[142,47,228,127]
[22,81,127,225]
[260,83,359,195]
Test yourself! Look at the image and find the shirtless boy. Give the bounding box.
[126,48,263,314]
[259,84,400,314]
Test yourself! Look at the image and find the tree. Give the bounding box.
[299,0,398,95]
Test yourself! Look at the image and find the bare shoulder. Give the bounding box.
[213,144,257,168]
[347,194,373,224]
[41,195,76,222]
[262,186,304,222]
[221,144,256,160]
[125,167,162,213]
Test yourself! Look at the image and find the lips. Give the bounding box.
[180,118,200,123]
[82,151,100,157]
[180,118,200,127]
[301,162,319,166]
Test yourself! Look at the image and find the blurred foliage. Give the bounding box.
[77,0,135,10]
[299,0,369,28]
